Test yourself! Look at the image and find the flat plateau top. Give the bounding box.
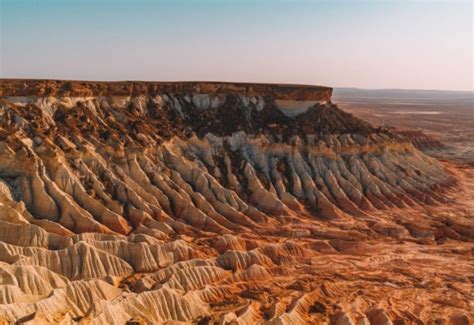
[0,79,332,100]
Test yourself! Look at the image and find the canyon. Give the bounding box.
[0,80,472,324]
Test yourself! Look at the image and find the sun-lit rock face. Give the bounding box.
[0,80,472,324]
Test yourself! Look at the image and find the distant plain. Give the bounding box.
[333,88,474,164]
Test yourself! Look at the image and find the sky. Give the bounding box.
[0,0,473,91]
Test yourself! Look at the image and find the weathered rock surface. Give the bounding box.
[0,79,472,324]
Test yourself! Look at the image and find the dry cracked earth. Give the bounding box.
[0,80,472,324]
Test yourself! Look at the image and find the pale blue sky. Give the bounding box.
[1,0,473,91]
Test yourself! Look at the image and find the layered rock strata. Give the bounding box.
[0,80,471,324]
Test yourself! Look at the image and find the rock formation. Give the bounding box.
[0,79,472,324]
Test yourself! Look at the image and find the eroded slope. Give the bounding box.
[0,80,472,324]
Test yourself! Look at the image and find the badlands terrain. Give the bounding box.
[0,80,472,324]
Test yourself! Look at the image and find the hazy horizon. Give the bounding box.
[1,77,473,94]
[1,0,473,91]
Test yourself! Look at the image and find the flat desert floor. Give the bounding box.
[334,88,474,165]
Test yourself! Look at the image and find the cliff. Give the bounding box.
[0,79,332,99]
[0,79,373,139]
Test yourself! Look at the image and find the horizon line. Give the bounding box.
[0,77,472,93]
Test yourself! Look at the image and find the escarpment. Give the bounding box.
[0,79,472,324]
